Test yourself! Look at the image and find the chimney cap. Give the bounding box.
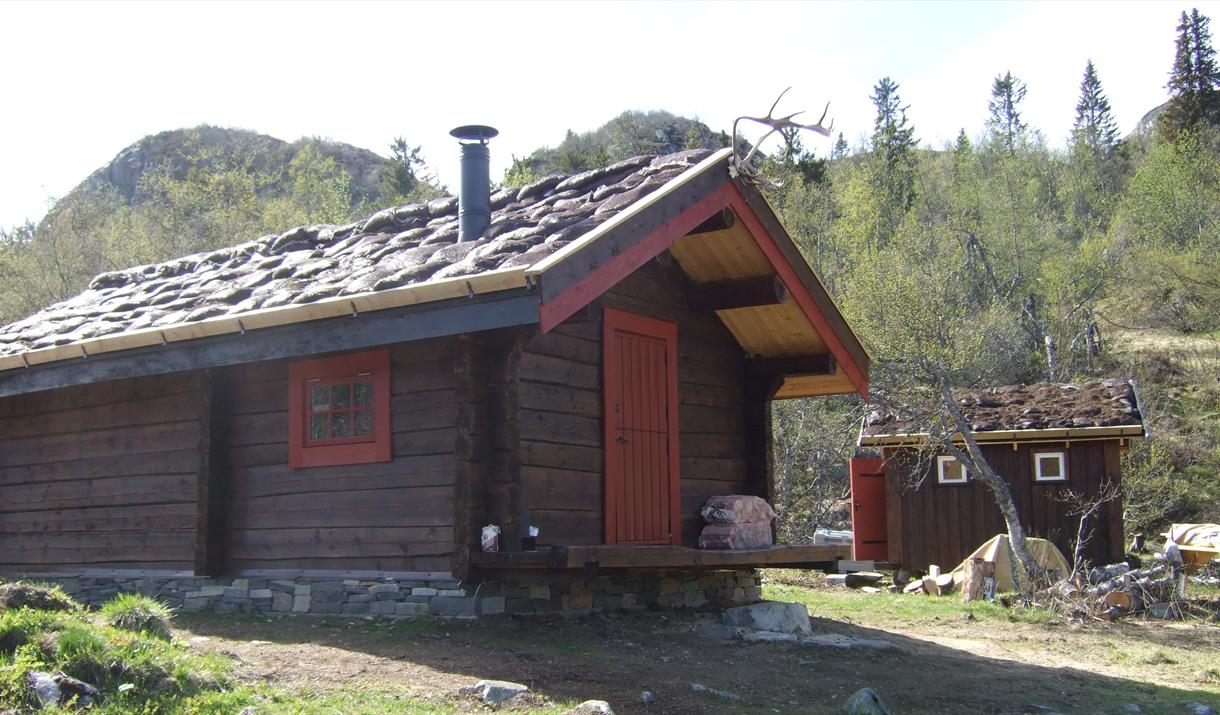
[450,125,499,143]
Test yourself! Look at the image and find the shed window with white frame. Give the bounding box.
[937,455,967,484]
[1034,451,1067,482]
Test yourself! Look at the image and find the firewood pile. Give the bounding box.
[1039,560,1183,622]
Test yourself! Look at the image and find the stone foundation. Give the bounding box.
[42,569,761,619]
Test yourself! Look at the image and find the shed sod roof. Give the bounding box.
[0,148,870,399]
[858,379,1146,446]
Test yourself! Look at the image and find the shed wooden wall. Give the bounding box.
[884,440,1124,573]
[517,259,754,548]
[0,373,201,572]
[222,338,458,574]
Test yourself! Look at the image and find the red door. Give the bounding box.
[850,456,888,560]
[603,308,680,545]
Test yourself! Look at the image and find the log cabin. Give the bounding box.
[853,380,1146,574]
[0,138,870,616]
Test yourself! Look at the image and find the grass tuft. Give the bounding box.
[99,592,175,641]
[0,581,80,613]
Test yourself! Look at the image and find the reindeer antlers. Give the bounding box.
[731,87,834,180]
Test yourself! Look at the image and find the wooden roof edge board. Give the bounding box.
[858,424,1148,447]
[525,147,734,278]
[0,266,532,375]
[725,181,870,399]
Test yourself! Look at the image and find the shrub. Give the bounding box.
[0,582,80,613]
[0,608,71,655]
[99,593,174,641]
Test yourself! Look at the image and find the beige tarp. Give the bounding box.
[949,534,1071,593]
[1164,523,1220,574]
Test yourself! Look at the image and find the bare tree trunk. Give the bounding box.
[938,379,1046,590]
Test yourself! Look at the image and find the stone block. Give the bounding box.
[723,601,811,635]
[294,583,313,596]
[199,585,226,597]
[311,601,341,614]
[249,589,273,600]
[368,583,400,599]
[270,580,296,593]
[311,580,343,593]
[346,593,372,604]
[528,583,551,600]
[223,586,248,600]
[411,587,438,597]
[312,590,343,604]
[292,595,311,613]
[395,602,429,617]
[430,596,476,617]
[214,602,237,614]
[272,592,293,612]
[437,588,467,597]
[428,580,462,590]
[563,592,594,611]
[342,603,370,615]
[505,599,535,614]
[182,597,208,612]
[480,596,506,615]
[660,579,680,595]
[369,600,398,616]
[231,579,249,590]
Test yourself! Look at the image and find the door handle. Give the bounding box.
[616,434,632,444]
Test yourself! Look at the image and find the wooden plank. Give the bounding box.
[0,504,196,533]
[518,382,601,418]
[0,290,539,399]
[0,420,201,468]
[688,275,787,312]
[517,353,599,390]
[0,372,195,419]
[0,473,195,511]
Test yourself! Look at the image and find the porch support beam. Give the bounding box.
[688,274,788,312]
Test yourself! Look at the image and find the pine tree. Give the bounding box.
[831,132,849,160]
[1072,60,1120,159]
[1160,8,1220,138]
[987,72,1027,152]
[866,77,918,249]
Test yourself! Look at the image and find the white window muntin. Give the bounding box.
[1034,451,1067,482]
[937,455,967,484]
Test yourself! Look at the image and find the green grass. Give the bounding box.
[99,593,175,640]
[763,583,1054,625]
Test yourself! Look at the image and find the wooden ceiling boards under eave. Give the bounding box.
[775,369,857,399]
[669,224,829,361]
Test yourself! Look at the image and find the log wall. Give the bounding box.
[222,338,458,574]
[517,260,753,548]
[884,440,1125,573]
[0,373,202,572]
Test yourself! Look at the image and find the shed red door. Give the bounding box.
[850,455,888,560]
[603,308,680,545]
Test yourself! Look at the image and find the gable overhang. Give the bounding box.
[527,148,870,399]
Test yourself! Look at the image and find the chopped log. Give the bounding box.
[903,580,926,594]
[894,569,912,587]
[861,586,881,594]
[928,564,942,578]
[1088,562,1131,585]
[844,571,884,588]
[962,557,996,603]
[922,576,940,597]
[935,573,956,595]
[1103,591,1132,611]
[825,574,848,587]
[1129,533,1146,552]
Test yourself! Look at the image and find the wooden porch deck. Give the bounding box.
[469,543,851,571]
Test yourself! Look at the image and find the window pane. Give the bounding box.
[310,413,328,440]
[354,409,373,436]
[310,385,329,412]
[331,411,351,438]
[1039,456,1061,478]
[332,383,352,409]
[354,380,373,407]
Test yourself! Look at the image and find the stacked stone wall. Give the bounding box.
[39,569,761,618]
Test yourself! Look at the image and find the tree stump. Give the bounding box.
[961,557,995,602]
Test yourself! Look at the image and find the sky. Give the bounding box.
[1,0,1216,229]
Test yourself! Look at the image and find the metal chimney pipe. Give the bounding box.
[449,124,499,243]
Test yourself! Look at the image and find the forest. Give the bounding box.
[1,9,1217,547]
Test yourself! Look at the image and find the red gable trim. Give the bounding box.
[537,180,869,399]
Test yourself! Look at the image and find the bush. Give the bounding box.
[0,608,71,655]
[99,593,174,641]
[0,582,80,613]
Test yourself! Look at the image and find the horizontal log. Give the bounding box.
[0,420,201,468]
[520,441,603,473]
[522,331,600,366]
[0,449,198,488]
[0,504,197,533]
[519,382,601,418]
[0,391,198,441]
[518,410,601,448]
[0,473,195,511]
[226,555,453,572]
[531,508,603,546]
[688,275,788,312]
[0,372,195,419]
[518,353,600,390]
[522,466,601,511]
[678,404,745,436]
[747,354,834,377]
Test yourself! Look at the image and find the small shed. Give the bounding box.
[854,380,1145,572]
[0,146,870,615]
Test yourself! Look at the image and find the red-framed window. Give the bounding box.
[288,349,392,468]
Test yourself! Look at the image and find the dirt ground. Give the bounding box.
[177,582,1220,715]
